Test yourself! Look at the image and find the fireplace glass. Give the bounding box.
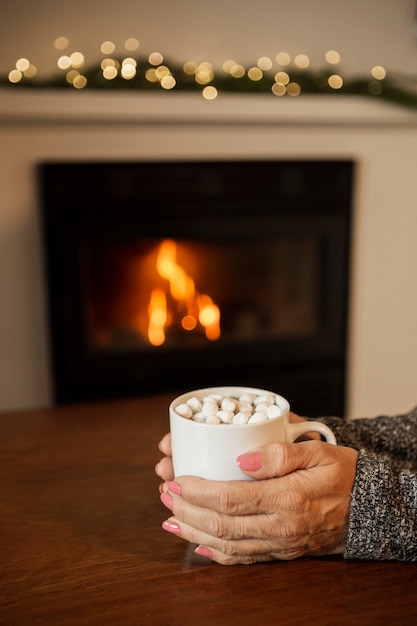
[38,159,354,416]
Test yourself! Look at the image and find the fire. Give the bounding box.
[147,288,167,347]
[147,240,220,346]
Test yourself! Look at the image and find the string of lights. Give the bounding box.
[1,36,417,110]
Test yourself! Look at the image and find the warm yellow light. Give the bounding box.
[286,82,301,96]
[274,71,290,85]
[122,57,137,68]
[145,68,158,83]
[147,288,167,346]
[294,54,310,69]
[183,60,197,75]
[121,62,136,79]
[371,65,386,80]
[16,58,30,72]
[8,69,22,84]
[149,52,164,66]
[328,74,343,89]
[199,303,219,327]
[58,55,71,70]
[156,240,178,279]
[103,66,118,80]
[73,75,87,89]
[195,71,211,84]
[198,297,221,341]
[230,64,245,78]
[325,50,341,65]
[272,82,286,96]
[66,70,79,84]
[161,75,176,89]
[150,308,167,327]
[257,56,272,71]
[151,240,221,344]
[205,324,221,341]
[124,37,139,51]
[195,63,214,85]
[248,67,263,81]
[24,64,37,78]
[54,36,69,50]
[182,315,197,331]
[70,52,85,68]
[222,59,236,73]
[275,51,291,66]
[202,86,218,100]
[101,41,115,55]
[101,58,117,69]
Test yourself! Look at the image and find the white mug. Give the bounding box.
[169,386,336,481]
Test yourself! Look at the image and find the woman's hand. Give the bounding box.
[155,432,174,482]
[157,439,358,565]
[154,412,317,482]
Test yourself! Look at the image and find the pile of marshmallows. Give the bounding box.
[174,391,283,425]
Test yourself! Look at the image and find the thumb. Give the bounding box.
[236,440,328,479]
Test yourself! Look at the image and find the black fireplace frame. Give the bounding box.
[38,159,354,417]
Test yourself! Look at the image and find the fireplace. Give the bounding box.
[38,159,353,417]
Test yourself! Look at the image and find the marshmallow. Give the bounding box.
[267,404,282,419]
[217,410,234,424]
[248,411,268,423]
[175,391,284,426]
[202,400,218,417]
[175,403,193,419]
[232,411,251,424]
[187,396,203,412]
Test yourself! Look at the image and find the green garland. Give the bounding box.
[2,56,417,111]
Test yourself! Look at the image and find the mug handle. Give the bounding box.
[288,421,337,445]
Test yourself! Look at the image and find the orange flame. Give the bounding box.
[147,288,167,346]
[147,240,220,346]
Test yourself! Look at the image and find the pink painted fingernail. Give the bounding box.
[168,481,181,495]
[162,519,181,535]
[160,492,173,510]
[237,451,262,471]
[194,545,213,559]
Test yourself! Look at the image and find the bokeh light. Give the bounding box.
[294,54,310,69]
[101,41,116,55]
[202,85,218,100]
[328,74,343,89]
[248,67,263,81]
[325,50,341,65]
[124,37,139,52]
[149,52,164,66]
[276,52,291,66]
[54,36,69,50]
[371,65,386,80]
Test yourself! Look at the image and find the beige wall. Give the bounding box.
[1,0,417,78]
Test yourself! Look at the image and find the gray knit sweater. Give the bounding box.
[319,407,417,561]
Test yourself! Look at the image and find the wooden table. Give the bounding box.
[1,395,416,625]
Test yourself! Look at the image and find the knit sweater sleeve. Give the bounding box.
[343,450,417,560]
[318,406,417,467]
[317,407,417,561]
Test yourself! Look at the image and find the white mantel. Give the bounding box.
[1,89,417,418]
[2,89,417,125]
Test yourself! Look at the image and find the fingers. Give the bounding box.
[155,456,174,481]
[162,515,299,565]
[237,440,333,480]
[158,432,172,455]
[155,433,174,481]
